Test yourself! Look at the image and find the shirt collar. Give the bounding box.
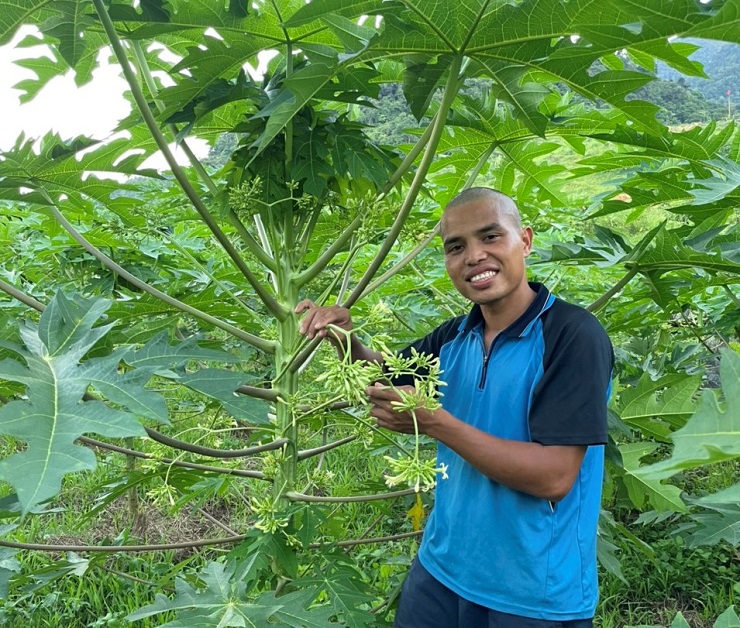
[460,282,553,337]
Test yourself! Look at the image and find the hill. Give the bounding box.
[657,39,739,107]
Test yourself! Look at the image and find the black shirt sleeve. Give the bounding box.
[529,300,613,446]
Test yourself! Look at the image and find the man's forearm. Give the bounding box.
[424,411,586,502]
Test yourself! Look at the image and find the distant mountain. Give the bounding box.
[633,78,724,125]
[658,40,739,106]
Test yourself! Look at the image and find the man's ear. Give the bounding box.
[522,226,534,256]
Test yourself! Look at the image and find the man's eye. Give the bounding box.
[483,234,499,242]
[446,245,463,254]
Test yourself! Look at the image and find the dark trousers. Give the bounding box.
[394,558,594,628]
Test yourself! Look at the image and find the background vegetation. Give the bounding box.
[0,1,738,626]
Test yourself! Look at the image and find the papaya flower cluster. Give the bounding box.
[315,351,375,407]
[315,326,447,493]
[250,495,290,534]
[384,455,448,493]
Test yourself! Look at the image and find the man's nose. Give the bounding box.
[465,242,487,265]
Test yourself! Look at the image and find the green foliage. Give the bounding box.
[639,350,740,483]
[659,39,740,108]
[0,0,738,625]
[598,526,739,627]
[618,373,702,440]
[634,78,724,125]
[128,560,335,627]
[0,292,163,514]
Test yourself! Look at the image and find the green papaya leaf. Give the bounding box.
[0,292,160,513]
[713,605,740,628]
[680,502,740,547]
[127,560,332,627]
[127,561,279,626]
[125,332,238,374]
[617,373,701,440]
[637,349,740,481]
[179,369,270,424]
[618,442,686,512]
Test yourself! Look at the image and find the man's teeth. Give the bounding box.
[470,271,497,283]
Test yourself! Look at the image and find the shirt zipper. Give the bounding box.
[478,332,501,389]
[476,295,552,389]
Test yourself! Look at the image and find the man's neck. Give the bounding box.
[480,283,537,342]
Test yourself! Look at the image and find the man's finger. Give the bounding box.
[294,299,315,314]
[366,383,389,398]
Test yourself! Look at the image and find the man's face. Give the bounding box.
[441,199,533,310]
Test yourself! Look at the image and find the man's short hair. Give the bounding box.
[444,188,522,230]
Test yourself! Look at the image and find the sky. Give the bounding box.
[0,27,132,151]
[0,26,209,166]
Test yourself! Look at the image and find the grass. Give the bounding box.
[0,559,176,627]
[596,460,740,628]
[2,403,738,627]
[597,537,739,627]
[0,408,419,625]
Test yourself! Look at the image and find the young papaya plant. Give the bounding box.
[0,0,738,623]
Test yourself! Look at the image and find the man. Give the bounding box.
[297,188,613,627]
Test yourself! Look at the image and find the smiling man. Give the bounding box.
[297,188,613,627]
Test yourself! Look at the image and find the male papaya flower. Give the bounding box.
[250,496,290,534]
[384,455,448,493]
[316,322,447,492]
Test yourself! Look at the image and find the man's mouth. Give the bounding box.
[468,270,498,283]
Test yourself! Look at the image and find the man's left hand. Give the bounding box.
[366,384,434,434]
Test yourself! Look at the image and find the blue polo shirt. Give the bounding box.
[400,283,613,620]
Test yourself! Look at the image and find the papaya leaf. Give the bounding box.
[124,332,237,375]
[126,561,280,627]
[287,0,395,28]
[617,373,701,440]
[255,588,338,627]
[683,0,740,42]
[13,52,70,104]
[0,1,57,45]
[667,613,692,628]
[156,37,268,122]
[403,55,451,122]
[0,131,163,221]
[636,229,740,282]
[110,0,277,40]
[713,605,740,627]
[128,560,332,627]
[0,547,20,600]
[637,349,740,481]
[0,292,156,513]
[679,502,740,547]
[596,535,626,584]
[40,0,95,68]
[250,61,341,157]
[697,483,740,508]
[619,443,686,512]
[322,14,377,55]
[296,557,377,628]
[689,157,740,206]
[12,26,107,94]
[178,369,270,424]
[470,59,550,137]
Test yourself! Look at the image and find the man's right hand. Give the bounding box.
[296,300,383,366]
[295,300,353,343]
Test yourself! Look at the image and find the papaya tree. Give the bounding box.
[0,0,738,623]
